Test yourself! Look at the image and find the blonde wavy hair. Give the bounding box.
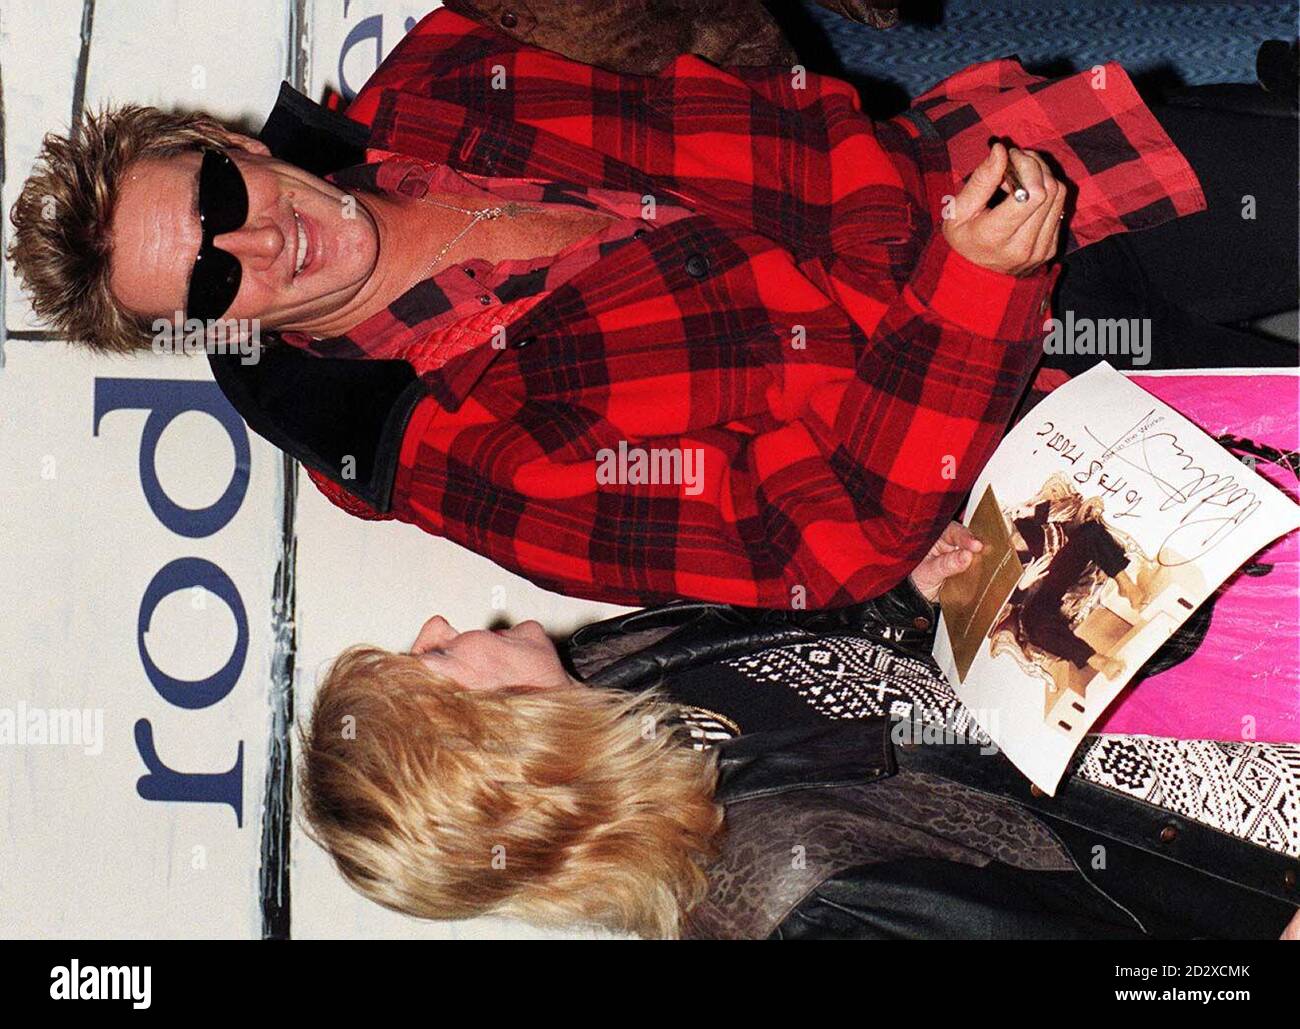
[7,105,234,354]
[299,646,725,939]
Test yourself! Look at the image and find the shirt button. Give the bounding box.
[633,227,648,240]
[478,294,492,305]
[685,253,709,278]
[1159,824,1178,844]
[499,11,518,29]
[511,335,535,349]
[464,268,476,279]
[912,616,930,631]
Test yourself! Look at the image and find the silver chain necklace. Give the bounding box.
[405,193,541,290]
[306,193,542,341]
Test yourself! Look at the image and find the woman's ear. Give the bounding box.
[219,129,271,157]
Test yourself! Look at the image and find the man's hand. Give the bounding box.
[943,142,1068,277]
[909,521,984,602]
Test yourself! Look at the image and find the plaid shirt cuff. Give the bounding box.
[908,230,1060,341]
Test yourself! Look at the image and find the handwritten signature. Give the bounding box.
[1084,408,1259,564]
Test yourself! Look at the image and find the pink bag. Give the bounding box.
[1095,372,1299,742]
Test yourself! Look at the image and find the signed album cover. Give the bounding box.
[932,363,1300,794]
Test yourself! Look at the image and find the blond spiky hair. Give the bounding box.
[7,104,233,353]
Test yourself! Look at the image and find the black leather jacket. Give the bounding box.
[567,580,1300,939]
[570,573,940,689]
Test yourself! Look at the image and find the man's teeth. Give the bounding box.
[294,213,308,274]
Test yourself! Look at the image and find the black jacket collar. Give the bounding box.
[206,83,424,512]
[257,81,369,176]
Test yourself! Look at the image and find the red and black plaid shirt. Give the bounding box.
[293,7,1204,609]
[281,156,696,366]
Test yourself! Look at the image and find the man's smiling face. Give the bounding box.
[107,140,379,333]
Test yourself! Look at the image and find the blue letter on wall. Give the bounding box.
[94,378,250,824]
[93,378,249,538]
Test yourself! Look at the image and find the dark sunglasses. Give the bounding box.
[184,148,249,321]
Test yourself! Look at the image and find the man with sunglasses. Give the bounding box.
[110,134,450,352]
[14,7,1285,610]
